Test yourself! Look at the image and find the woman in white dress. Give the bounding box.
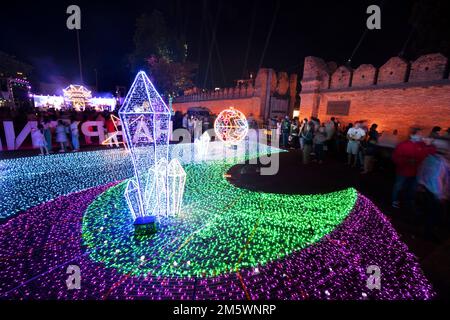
[32,124,49,155]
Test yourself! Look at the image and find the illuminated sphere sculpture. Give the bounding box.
[214,107,248,144]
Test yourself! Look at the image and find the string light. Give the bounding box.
[101,115,129,150]
[0,183,434,300]
[0,149,133,219]
[82,161,358,278]
[167,159,186,217]
[119,71,171,223]
[32,94,116,111]
[194,131,210,161]
[0,141,434,300]
[63,84,92,111]
[0,141,280,220]
[214,107,249,144]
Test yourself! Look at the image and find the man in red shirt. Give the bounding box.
[392,128,436,209]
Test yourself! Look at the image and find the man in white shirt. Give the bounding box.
[347,122,366,167]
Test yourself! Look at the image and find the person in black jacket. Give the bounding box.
[301,121,314,164]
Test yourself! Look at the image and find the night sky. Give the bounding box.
[0,0,419,93]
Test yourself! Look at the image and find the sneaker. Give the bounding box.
[392,201,400,209]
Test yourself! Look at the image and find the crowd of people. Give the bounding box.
[181,113,212,140]
[29,119,81,155]
[271,116,385,169]
[392,127,450,238]
[271,114,450,239]
[271,116,449,169]
[0,107,122,154]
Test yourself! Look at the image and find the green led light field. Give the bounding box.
[82,159,357,277]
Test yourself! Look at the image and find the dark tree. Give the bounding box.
[146,55,197,98]
[129,10,197,97]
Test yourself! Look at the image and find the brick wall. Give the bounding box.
[299,53,450,137]
[409,53,448,83]
[352,64,376,87]
[377,56,409,85]
[173,68,299,120]
[330,66,353,89]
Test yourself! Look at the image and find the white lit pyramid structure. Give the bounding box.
[194,131,211,161]
[167,159,186,217]
[119,71,172,223]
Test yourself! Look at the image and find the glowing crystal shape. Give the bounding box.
[143,158,186,219]
[167,159,186,216]
[124,179,140,221]
[153,158,169,218]
[119,71,171,222]
[194,131,210,161]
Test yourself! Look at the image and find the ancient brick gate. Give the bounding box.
[172,69,298,123]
